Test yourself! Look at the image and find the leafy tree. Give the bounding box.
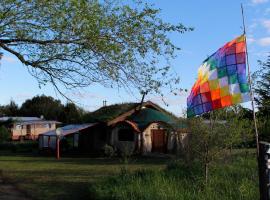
[20,95,63,120]
[0,0,192,97]
[0,100,20,116]
[254,55,270,116]
[60,102,84,124]
[224,106,254,152]
[253,55,270,140]
[188,108,253,184]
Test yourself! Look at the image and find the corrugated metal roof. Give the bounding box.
[40,123,97,137]
[0,117,60,125]
[0,117,41,122]
[20,120,60,125]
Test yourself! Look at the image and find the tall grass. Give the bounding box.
[89,152,259,200]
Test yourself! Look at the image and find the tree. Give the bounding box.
[0,100,20,116]
[20,95,63,120]
[0,0,192,97]
[253,55,270,140]
[188,108,253,184]
[59,102,84,124]
[253,55,270,116]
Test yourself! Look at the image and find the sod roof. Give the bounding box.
[83,101,187,130]
[84,103,140,122]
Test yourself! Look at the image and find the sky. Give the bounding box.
[0,0,269,116]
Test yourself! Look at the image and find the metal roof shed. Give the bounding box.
[39,123,97,150]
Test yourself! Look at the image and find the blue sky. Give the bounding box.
[0,0,269,116]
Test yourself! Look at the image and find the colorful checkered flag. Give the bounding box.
[187,35,250,117]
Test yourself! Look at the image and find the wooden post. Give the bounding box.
[258,142,270,200]
[241,4,264,199]
[241,3,260,157]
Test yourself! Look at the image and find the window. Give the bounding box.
[118,129,134,141]
[26,125,31,134]
[74,133,79,148]
[43,136,49,147]
[15,124,22,130]
[42,124,51,129]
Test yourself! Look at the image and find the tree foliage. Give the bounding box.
[59,102,84,124]
[20,95,63,120]
[188,107,253,184]
[253,55,270,117]
[0,95,85,123]
[0,0,192,96]
[0,100,20,116]
[253,55,270,140]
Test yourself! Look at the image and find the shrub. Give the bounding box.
[103,144,116,158]
[0,141,38,153]
[0,125,10,142]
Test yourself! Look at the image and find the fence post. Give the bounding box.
[258,141,270,200]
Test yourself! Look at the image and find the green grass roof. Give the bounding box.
[83,102,187,130]
[83,103,139,122]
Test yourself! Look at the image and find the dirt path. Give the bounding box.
[0,175,31,200]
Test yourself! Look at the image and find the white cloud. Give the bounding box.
[252,51,269,57]
[257,37,270,46]
[1,55,18,63]
[252,0,268,4]
[247,36,256,44]
[262,19,270,32]
[68,91,105,100]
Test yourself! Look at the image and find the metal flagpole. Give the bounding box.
[241,4,260,157]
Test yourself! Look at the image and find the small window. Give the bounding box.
[74,133,79,148]
[42,124,50,129]
[118,129,134,141]
[16,124,22,130]
[26,125,31,134]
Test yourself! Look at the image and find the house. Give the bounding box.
[39,101,189,155]
[0,117,60,140]
[103,101,189,154]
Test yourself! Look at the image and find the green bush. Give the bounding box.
[0,125,10,142]
[103,144,116,158]
[0,141,38,153]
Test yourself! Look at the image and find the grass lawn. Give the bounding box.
[0,150,259,200]
[0,153,168,200]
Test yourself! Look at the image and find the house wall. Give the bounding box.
[11,123,56,140]
[141,122,167,153]
[78,125,107,154]
[142,122,190,154]
[110,123,139,154]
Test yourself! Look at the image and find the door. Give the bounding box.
[151,129,167,153]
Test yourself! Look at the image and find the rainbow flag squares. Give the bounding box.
[187,35,250,118]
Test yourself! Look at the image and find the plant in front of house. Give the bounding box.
[103,144,116,158]
[0,125,9,143]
